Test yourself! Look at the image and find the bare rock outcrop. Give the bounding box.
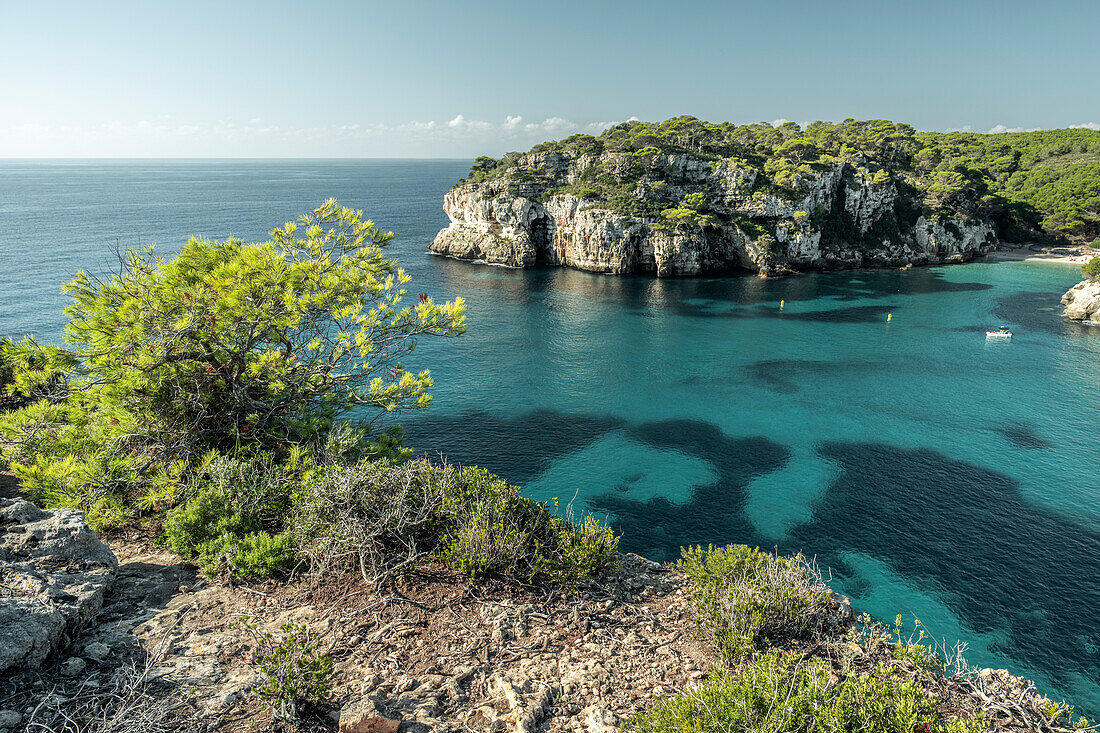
[0,498,118,672]
[1062,279,1100,321]
[430,151,997,277]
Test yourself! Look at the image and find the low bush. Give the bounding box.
[237,619,336,722]
[163,451,301,578]
[679,544,834,660]
[630,650,987,733]
[293,459,618,584]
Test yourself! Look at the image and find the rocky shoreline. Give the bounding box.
[1062,279,1100,322]
[0,491,1086,733]
[429,151,998,278]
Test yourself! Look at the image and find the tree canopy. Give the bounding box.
[0,199,466,524]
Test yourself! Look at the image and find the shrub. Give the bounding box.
[237,619,336,722]
[291,458,449,582]
[293,459,618,584]
[679,544,834,660]
[438,466,618,582]
[162,452,301,578]
[630,650,987,733]
[1082,255,1100,280]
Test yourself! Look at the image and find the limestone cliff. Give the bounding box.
[1062,279,1100,321]
[430,150,998,277]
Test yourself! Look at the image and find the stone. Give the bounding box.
[0,710,21,730]
[83,641,110,660]
[59,656,86,676]
[581,705,617,733]
[1062,279,1100,321]
[338,699,401,733]
[0,498,118,673]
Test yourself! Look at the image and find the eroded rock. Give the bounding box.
[1062,279,1100,321]
[0,498,117,673]
[430,153,997,277]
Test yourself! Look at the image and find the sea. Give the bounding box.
[1,159,1097,710]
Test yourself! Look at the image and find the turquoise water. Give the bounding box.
[1,160,1097,709]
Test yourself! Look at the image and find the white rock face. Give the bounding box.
[429,154,998,277]
[0,498,117,673]
[1062,279,1100,320]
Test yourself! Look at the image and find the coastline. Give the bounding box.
[984,245,1097,266]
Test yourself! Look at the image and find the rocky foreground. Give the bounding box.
[430,151,998,277]
[0,494,1083,733]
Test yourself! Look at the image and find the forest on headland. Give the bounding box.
[463,117,1100,244]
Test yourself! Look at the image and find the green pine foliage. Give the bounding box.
[1083,255,1100,280]
[0,200,466,526]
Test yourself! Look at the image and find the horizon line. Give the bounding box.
[0,156,475,161]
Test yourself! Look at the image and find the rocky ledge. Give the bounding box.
[429,150,998,277]
[1062,279,1100,321]
[0,497,117,673]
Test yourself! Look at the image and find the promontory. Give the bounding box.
[430,117,1100,276]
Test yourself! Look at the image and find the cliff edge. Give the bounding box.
[430,119,1001,277]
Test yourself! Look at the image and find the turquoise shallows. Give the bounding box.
[1,159,1097,714]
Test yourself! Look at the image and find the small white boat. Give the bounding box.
[986,327,1013,339]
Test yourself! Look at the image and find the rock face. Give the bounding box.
[1062,279,1100,321]
[430,152,998,277]
[0,498,117,672]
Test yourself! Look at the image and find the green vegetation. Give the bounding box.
[631,651,986,733]
[292,459,617,584]
[237,618,336,722]
[162,450,302,577]
[458,116,1100,243]
[654,192,717,233]
[679,544,834,660]
[651,544,1091,733]
[0,200,616,586]
[0,199,466,526]
[1083,255,1100,280]
[916,129,1100,239]
[0,336,75,413]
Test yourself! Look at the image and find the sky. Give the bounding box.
[1,0,1098,158]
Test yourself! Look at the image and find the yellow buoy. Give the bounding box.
[887,313,892,322]
[780,300,785,309]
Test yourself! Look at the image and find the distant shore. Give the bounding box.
[986,245,1097,266]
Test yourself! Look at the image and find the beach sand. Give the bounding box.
[985,245,1097,266]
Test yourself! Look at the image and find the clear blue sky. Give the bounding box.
[2,0,1098,157]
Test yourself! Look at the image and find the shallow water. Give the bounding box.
[1,160,1097,710]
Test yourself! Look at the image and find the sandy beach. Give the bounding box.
[985,245,1097,265]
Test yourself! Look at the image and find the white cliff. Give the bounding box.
[1062,279,1100,321]
[430,150,998,277]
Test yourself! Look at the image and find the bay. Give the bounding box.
[1,159,1097,710]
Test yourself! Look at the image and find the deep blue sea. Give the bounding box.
[1,160,1098,709]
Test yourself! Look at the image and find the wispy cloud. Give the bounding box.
[986,124,1041,134]
[7,115,1091,158]
[0,114,640,157]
